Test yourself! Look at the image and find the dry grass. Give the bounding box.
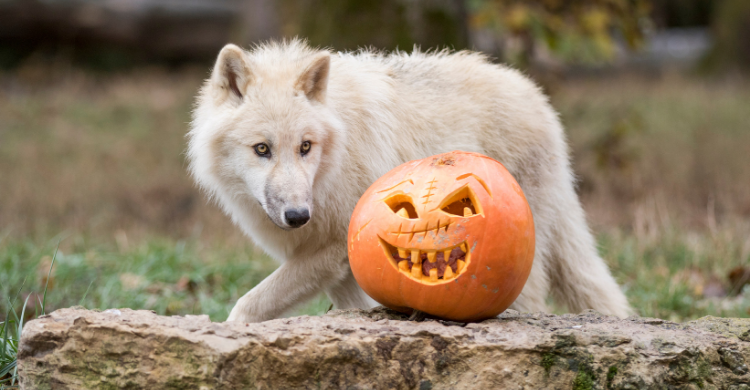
[555,72,750,233]
[1,62,749,321]
[0,63,239,247]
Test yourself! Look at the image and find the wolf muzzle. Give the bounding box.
[284,208,310,228]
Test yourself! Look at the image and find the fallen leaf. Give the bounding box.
[37,255,56,290]
[175,275,197,294]
[728,266,750,295]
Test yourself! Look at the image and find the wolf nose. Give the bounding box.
[284,208,310,228]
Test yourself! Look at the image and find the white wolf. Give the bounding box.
[187,39,632,323]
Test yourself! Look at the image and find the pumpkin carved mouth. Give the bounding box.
[379,238,470,283]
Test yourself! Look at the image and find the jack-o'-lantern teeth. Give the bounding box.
[379,239,470,283]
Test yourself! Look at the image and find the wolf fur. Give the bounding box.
[187,39,632,322]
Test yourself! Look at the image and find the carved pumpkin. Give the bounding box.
[348,151,535,321]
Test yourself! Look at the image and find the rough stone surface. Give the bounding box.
[17,307,750,389]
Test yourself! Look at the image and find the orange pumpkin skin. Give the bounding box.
[348,151,535,322]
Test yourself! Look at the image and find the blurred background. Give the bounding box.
[1,0,749,322]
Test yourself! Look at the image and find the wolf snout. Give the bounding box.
[284,208,310,228]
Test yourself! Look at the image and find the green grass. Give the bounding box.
[600,229,750,321]
[0,238,332,323]
[1,303,23,389]
[2,230,747,326]
[1,243,55,389]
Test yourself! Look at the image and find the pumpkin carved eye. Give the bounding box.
[440,185,481,217]
[384,194,418,219]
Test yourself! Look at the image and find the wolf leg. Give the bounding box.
[507,248,550,314]
[324,268,378,310]
[226,246,350,323]
[548,190,633,318]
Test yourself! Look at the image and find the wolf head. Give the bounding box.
[188,42,345,231]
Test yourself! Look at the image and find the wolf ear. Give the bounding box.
[295,52,330,103]
[211,44,253,104]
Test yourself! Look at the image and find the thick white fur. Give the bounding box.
[188,39,632,322]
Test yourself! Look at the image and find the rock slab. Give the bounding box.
[18,307,750,389]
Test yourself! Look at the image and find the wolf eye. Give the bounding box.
[254,143,270,157]
[300,141,311,155]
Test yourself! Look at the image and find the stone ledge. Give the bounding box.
[18,307,750,389]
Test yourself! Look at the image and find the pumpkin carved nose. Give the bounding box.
[284,208,310,228]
